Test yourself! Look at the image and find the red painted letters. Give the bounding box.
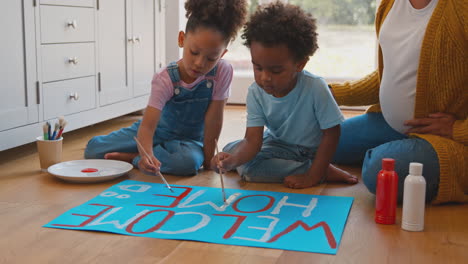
[125,209,175,234]
[232,195,275,213]
[267,220,336,249]
[213,214,247,239]
[137,186,192,208]
[52,204,115,228]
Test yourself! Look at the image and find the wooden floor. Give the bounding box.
[0,105,467,263]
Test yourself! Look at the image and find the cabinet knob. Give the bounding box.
[67,20,77,29]
[128,37,135,43]
[134,36,141,43]
[68,57,78,65]
[69,93,79,101]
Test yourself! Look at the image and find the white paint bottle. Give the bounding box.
[402,162,426,231]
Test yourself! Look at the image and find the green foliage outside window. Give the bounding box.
[248,0,376,25]
[290,0,376,25]
[234,0,377,78]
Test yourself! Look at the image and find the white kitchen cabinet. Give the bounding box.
[39,5,95,43]
[41,43,96,82]
[40,0,94,8]
[131,0,157,97]
[37,1,98,130]
[0,0,165,151]
[0,0,38,132]
[98,0,156,106]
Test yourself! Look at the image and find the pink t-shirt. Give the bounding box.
[148,59,233,110]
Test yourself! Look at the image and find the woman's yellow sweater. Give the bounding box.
[331,0,467,204]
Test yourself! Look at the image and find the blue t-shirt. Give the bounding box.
[246,70,344,149]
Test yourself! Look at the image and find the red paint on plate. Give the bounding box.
[81,168,99,173]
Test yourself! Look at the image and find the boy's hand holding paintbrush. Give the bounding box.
[212,140,227,203]
[211,152,238,173]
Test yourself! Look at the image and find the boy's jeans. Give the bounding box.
[223,135,316,183]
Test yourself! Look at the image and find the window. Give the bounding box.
[224,0,377,83]
[164,0,378,103]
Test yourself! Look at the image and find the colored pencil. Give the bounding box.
[133,136,174,193]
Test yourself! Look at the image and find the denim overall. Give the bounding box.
[85,62,217,176]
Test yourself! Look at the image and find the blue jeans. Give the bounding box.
[223,135,316,182]
[84,62,218,176]
[333,113,439,201]
[84,120,204,176]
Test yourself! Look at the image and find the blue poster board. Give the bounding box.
[44,180,353,254]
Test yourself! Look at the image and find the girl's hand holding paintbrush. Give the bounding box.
[134,140,161,174]
[134,136,173,193]
[138,153,161,174]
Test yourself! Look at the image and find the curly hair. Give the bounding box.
[185,0,248,43]
[242,1,318,62]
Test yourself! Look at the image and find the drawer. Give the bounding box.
[40,0,95,8]
[40,5,94,44]
[42,43,95,82]
[43,76,96,120]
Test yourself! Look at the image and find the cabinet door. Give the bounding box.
[0,0,38,131]
[132,0,155,97]
[97,0,132,106]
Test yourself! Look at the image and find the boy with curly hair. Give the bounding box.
[212,1,357,188]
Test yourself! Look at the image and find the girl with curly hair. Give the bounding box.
[85,0,248,176]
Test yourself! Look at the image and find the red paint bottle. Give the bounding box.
[375,158,398,224]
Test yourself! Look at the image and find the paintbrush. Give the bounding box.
[42,123,48,140]
[215,139,227,203]
[56,120,67,140]
[51,123,59,140]
[58,116,65,127]
[133,136,174,193]
[46,121,51,140]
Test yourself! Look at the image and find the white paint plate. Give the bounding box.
[48,159,133,183]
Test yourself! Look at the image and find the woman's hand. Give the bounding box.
[138,154,161,174]
[404,112,456,138]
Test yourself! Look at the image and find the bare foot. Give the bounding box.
[326,165,358,184]
[104,152,138,163]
